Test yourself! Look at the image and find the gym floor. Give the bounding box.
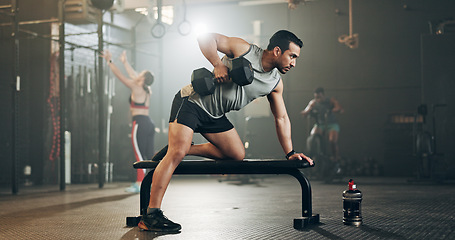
[1,174,454,240]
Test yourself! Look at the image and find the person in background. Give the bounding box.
[101,50,155,193]
[301,87,344,173]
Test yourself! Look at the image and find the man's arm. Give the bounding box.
[267,80,313,164]
[120,50,138,79]
[197,33,250,83]
[331,97,344,114]
[300,99,315,117]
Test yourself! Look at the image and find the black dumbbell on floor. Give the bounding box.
[191,57,254,96]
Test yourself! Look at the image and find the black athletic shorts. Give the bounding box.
[169,91,234,133]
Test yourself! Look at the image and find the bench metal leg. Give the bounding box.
[126,169,154,227]
[288,169,320,229]
[140,169,154,213]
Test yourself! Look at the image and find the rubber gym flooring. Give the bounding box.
[1,174,454,240]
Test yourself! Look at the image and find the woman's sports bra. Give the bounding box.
[129,93,149,109]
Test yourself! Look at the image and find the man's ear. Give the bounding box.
[273,46,281,56]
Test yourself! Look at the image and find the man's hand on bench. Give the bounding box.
[288,152,314,166]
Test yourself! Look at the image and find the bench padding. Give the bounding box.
[134,159,312,175]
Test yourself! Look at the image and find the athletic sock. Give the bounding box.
[147,207,160,215]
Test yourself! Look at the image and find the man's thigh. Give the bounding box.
[311,125,323,135]
[202,128,245,160]
[167,121,195,155]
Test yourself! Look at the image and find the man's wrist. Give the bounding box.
[286,150,296,160]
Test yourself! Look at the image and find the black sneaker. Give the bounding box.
[151,145,168,162]
[138,209,181,232]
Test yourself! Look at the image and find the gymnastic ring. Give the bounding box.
[178,20,192,36]
[151,22,166,38]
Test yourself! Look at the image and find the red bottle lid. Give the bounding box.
[348,179,355,190]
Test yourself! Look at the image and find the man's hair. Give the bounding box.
[314,87,324,94]
[267,30,303,51]
[144,71,154,86]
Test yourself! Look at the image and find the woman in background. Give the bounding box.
[101,50,155,193]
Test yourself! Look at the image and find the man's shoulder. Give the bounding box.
[309,99,316,105]
[239,44,259,57]
[249,44,264,53]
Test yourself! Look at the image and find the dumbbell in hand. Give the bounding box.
[191,57,254,96]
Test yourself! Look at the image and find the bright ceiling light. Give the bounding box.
[193,23,208,37]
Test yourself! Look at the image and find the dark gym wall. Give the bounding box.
[0,0,57,185]
[0,0,138,185]
[421,34,455,175]
[285,0,453,176]
[286,0,427,174]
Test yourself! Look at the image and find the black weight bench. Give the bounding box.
[126,159,320,230]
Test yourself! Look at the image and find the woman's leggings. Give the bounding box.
[131,115,155,182]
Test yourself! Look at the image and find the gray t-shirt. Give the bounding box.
[181,44,281,118]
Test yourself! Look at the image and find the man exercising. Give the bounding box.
[300,87,343,170]
[138,30,313,232]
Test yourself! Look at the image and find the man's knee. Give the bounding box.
[230,153,245,161]
[219,144,245,160]
[328,131,338,142]
[328,136,338,144]
[164,148,188,164]
[228,148,245,161]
